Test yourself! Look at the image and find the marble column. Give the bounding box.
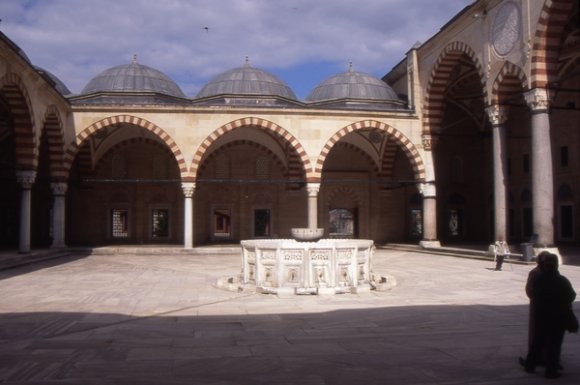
[306,183,320,229]
[50,182,68,248]
[524,88,554,246]
[16,170,36,253]
[182,182,195,249]
[420,182,440,248]
[486,105,509,240]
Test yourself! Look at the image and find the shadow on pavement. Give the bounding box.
[1,305,579,385]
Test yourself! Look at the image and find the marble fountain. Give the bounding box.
[218,228,392,295]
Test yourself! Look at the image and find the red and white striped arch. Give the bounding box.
[64,115,187,179]
[530,0,576,88]
[490,61,528,105]
[423,41,486,134]
[41,105,67,181]
[190,117,312,182]
[0,73,37,170]
[315,120,426,183]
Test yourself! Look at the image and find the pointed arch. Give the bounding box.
[63,115,187,179]
[530,0,576,88]
[190,117,312,181]
[491,61,528,105]
[315,120,425,182]
[0,73,37,170]
[41,105,67,181]
[423,41,486,134]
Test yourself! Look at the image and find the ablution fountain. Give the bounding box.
[219,227,391,295]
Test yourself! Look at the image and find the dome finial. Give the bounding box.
[244,56,250,67]
[348,60,353,73]
[132,54,138,65]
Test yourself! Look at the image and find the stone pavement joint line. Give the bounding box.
[43,292,256,340]
[0,250,578,385]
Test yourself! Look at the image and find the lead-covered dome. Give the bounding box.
[196,60,297,100]
[306,66,403,110]
[35,67,72,96]
[81,56,185,98]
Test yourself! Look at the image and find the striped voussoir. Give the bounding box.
[424,41,486,135]
[189,117,312,181]
[315,120,426,182]
[491,61,528,105]
[64,114,187,178]
[1,74,37,169]
[42,106,67,181]
[531,0,574,88]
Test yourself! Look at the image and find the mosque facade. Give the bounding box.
[0,0,578,252]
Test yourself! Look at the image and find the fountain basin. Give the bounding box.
[290,228,324,242]
[240,238,375,295]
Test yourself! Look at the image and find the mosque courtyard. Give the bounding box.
[0,248,579,384]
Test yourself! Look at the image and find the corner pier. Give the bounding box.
[238,239,377,295]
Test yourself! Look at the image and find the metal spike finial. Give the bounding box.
[348,60,353,73]
[244,56,250,67]
[132,54,137,64]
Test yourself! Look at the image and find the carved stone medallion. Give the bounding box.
[491,1,521,56]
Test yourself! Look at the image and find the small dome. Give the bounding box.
[35,67,72,96]
[197,60,297,100]
[81,57,185,98]
[306,67,399,102]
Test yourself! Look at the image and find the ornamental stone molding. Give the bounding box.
[485,105,509,126]
[16,170,37,189]
[421,134,434,151]
[181,182,196,198]
[524,88,550,112]
[491,1,521,57]
[51,183,68,196]
[307,183,321,196]
[421,182,437,198]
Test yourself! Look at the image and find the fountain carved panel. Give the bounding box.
[240,239,375,294]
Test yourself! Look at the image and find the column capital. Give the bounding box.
[51,182,68,196]
[421,134,436,151]
[16,170,37,189]
[420,182,436,198]
[524,88,550,112]
[181,182,196,198]
[306,182,320,196]
[485,104,509,126]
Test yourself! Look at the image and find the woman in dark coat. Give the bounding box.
[521,253,576,379]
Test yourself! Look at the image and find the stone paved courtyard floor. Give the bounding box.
[0,248,579,384]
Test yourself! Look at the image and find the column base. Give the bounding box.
[420,240,441,248]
